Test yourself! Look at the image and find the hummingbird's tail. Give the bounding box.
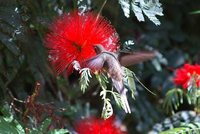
[121,90,131,113]
[112,79,131,113]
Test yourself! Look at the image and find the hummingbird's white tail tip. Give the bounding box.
[121,94,131,113]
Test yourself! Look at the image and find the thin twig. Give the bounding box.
[132,73,157,96]
[10,101,23,114]
[8,90,25,103]
[96,0,107,21]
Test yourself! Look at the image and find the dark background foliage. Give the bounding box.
[0,0,200,133]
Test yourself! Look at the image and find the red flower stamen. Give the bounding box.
[174,64,200,89]
[75,116,127,134]
[45,11,120,75]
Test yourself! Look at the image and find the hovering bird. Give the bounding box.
[84,44,131,113]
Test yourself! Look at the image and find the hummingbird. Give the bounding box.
[84,44,131,113]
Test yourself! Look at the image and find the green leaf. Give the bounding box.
[123,67,136,99]
[163,88,188,114]
[0,103,11,117]
[151,58,162,71]
[0,117,25,134]
[77,0,92,13]
[118,0,130,18]
[121,40,135,52]
[0,118,19,134]
[159,122,200,134]
[79,68,92,93]
[95,73,109,91]
[29,129,43,134]
[100,90,107,100]
[101,98,113,119]
[119,0,163,25]
[187,82,198,104]
[189,10,200,14]
[14,120,25,134]
[40,118,51,132]
[48,129,70,134]
[110,91,124,108]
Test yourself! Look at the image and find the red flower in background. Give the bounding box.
[75,116,127,134]
[45,11,119,75]
[174,64,200,89]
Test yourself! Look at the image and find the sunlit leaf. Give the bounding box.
[119,0,163,25]
[0,106,25,134]
[79,68,92,93]
[119,0,130,17]
[101,98,113,119]
[48,129,70,134]
[77,0,92,13]
[159,122,200,134]
[121,40,135,52]
[40,118,51,133]
[0,118,20,134]
[163,88,188,114]
[189,10,200,14]
[123,67,136,99]
[95,73,109,90]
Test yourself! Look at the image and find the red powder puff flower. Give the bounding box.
[75,116,127,134]
[45,11,119,75]
[174,64,200,89]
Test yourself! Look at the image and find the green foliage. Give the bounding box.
[110,90,124,109]
[77,0,92,13]
[189,10,200,14]
[118,0,163,25]
[123,67,136,99]
[163,88,191,114]
[0,104,24,134]
[163,85,200,114]
[160,122,200,134]
[101,98,113,119]
[29,118,70,134]
[95,73,109,91]
[0,0,56,104]
[123,66,156,98]
[121,40,135,52]
[0,113,25,134]
[95,72,132,118]
[96,73,113,119]
[0,105,69,134]
[187,82,200,105]
[39,118,52,133]
[47,129,70,134]
[79,68,92,93]
[149,110,200,133]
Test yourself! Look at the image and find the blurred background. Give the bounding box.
[0,0,200,133]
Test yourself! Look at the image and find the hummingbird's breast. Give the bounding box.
[106,56,123,81]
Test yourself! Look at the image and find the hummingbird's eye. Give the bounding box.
[93,46,97,50]
[93,45,101,54]
[93,46,99,54]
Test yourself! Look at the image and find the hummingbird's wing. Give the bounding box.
[84,55,105,71]
[119,51,156,67]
